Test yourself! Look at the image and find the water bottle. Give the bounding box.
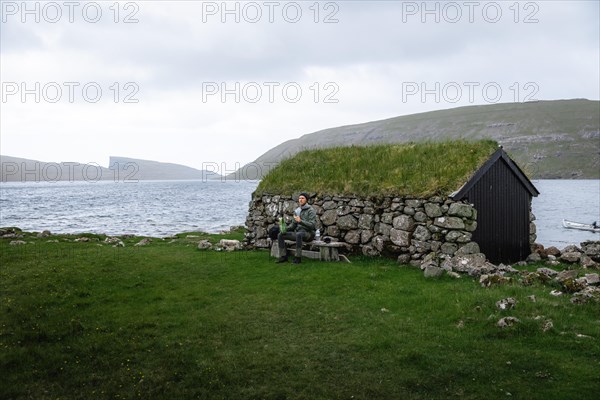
[279,217,286,233]
[315,229,320,242]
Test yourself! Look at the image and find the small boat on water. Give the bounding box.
[562,219,600,233]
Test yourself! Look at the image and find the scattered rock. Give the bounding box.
[37,230,51,238]
[75,237,91,242]
[560,252,581,263]
[542,320,554,332]
[571,286,600,304]
[556,270,578,281]
[580,256,598,269]
[197,240,213,250]
[135,238,152,246]
[581,241,600,261]
[105,237,121,244]
[563,244,582,253]
[550,290,563,296]
[218,239,242,252]
[496,297,517,310]
[575,333,593,339]
[397,253,411,265]
[584,273,599,285]
[545,246,561,257]
[9,240,26,246]
[423,265,444,278]
[527,295,536,302]
[112,241,125,248]
[446,271,462,279]
[480,273,511,287]
[497,317,520,328]
[497,263,519,273]
[536,267,558,277]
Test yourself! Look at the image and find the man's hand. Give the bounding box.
[294,216,301,223]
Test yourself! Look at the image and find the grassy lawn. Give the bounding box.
[1,232,599,400]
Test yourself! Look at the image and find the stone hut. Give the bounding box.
[245,141,538,265]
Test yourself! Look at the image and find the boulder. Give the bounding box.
[455,242,480,256]
[545,246,561,257]
[556,269,578,281]
[337,215,358,230]
[496,297,517,310]
[393,215,415,231]
[580,256,598,269]
[478,271,509,286]
[424,265,444,278]
[219,239,242,251]
[424,203,443,218]
[536,267,559,277]
[380,212,394,224]
[463,220,477,232]
[320,209,338,226]
[361,229,374,244]
[542,320,554,332]
[562,244,582,253]
[444,253,486,272]
[197,240,213,250]
[441,242,458,255]
[584,273,599,285]
[344,230,361,244]
[497,317,520,328]
[397,253,412,265]
[9,240,26,246]
[448,203,474,218]
[413,225,431,241]
[390,228,411,247]
[358,214,374,230]
[135,238,152,246]
[362,245,380,257]
[414,211,428,223]
[434,216,465,230]
[560,252,581,263]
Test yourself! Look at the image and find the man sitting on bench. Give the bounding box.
[276,192,317,264]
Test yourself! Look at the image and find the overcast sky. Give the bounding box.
[1,0,598,172]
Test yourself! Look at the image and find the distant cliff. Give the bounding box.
[231,99,600,180]
[0,155,221,182]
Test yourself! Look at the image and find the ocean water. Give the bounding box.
[0,179,260,236]
[531,179,600,249]
[0,179,598,248]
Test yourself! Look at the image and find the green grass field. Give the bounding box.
[1,231,599,400]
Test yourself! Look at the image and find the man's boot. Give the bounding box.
[293,257,301,264]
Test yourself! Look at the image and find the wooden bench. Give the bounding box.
[271,239,351,263]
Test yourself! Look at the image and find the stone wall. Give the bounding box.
[245,193,517,265]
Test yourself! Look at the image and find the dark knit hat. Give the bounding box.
[299,192,310,200]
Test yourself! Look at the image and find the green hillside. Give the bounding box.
[237,99,600,180]
[256,140,499,197]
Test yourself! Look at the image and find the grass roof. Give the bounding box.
[255,140,499,197]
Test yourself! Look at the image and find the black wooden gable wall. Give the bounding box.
[451,148,539,264]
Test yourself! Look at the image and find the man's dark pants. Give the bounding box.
[278,231,312,258]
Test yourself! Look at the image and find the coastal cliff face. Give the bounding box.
[245,193,537,265]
